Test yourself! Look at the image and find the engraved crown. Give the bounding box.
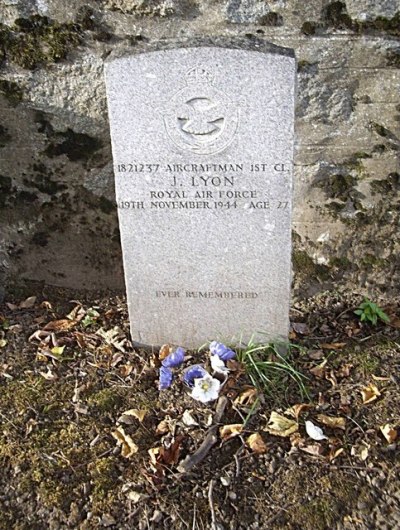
[186,67,213,85]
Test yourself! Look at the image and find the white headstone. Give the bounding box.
[105,39,296,348]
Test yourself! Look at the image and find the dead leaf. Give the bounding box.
[119,364,133,378]
[326,370,338,388]
[264,411,298,437]
[161,436,183,465]
[300,444,324,457]
[328,447,344,462]
[112,426,138,458]
[66,304,85,321]
[308,350,324,360]
[97,327,128,352]
[234,387,258,406]
[336,364,353,378]
[118,409,147,424]
[247,433,267,454]
[291,322,310,335]
[220,424,243,441]
[286,403,313,420]
[380,424,397,444]
[0,339,7,348]
[159,344,172,360]
[361,383,381,404]
[44,319,76,332]
[317,414,346,431]
[155,419,171,435]
[19,296,37,309]
[39,368,58,381]
[310,359,328,379]
[320,342,346,350]
[372,374,390,382]
[181,410,198,427]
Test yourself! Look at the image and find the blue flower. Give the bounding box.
[209,341,236,361]
[159,366,173,390]
[162,347,185,368]
[183,364,209,387]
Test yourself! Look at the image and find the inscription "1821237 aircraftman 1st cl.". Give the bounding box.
[162,66,240,155]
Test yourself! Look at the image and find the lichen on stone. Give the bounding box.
[0,15,81,70]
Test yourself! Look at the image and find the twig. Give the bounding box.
[208,479,218,530]
[178,396,229,474]
[177,427,218,473]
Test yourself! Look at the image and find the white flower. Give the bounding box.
[210,354,230,375]
[305,420,328,441]
[191,375,221,403]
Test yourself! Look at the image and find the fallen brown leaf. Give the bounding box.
[19,296,37,309]
[285,403,313,420]
[159,344,172,361]
[380,424,397,444]
[327,447,344,462]
[44,319,77,332]
[247,433,267,454]
[310,359,328,379]
[234,387,258,406]
[112,426,138,458]
[320,342,346,350]
[299,444,324,457]
[316,414,346,430]
[361,383,381,404]
[336,364,353,378]
[264,411,298,437]
[220,424,243,441]
[118,409,147,424]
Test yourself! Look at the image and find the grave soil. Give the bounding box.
[0,286,399,530]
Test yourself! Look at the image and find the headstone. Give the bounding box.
[105,39,295,349]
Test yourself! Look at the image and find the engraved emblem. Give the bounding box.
[162,67,239,155]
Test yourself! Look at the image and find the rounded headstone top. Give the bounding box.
[105,37,295,63]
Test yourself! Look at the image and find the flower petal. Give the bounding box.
[183,364,209,387]
[210,341,236,361]
[162,347,185,368]
[210,354,229,374]
[190,376,221,403]
[159,366,173,390]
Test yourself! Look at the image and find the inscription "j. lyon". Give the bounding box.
[171,175,235,187]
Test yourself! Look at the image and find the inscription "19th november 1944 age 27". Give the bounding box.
[116,160,291,211]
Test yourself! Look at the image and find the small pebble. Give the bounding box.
[220,476,231,487]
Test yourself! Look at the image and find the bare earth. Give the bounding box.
[0,286,399,530]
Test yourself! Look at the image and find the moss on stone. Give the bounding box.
[301,4,400,37]
[0,124,11,147]
[293,250,331,281]
[370,173,400,195]
[301,21,318,35]
[330,256,352,269]
[259,12,283,27]
[387,48,400,68]
[323,1,353,30]
[0,79,23,105]
[0,15,81,70]
[99,196,115,215]
[44,128,102,163]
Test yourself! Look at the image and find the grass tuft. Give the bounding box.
[237,339,310,404]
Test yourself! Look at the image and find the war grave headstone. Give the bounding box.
[105,39,296,348]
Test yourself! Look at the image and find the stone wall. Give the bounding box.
[0,0,399,298]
